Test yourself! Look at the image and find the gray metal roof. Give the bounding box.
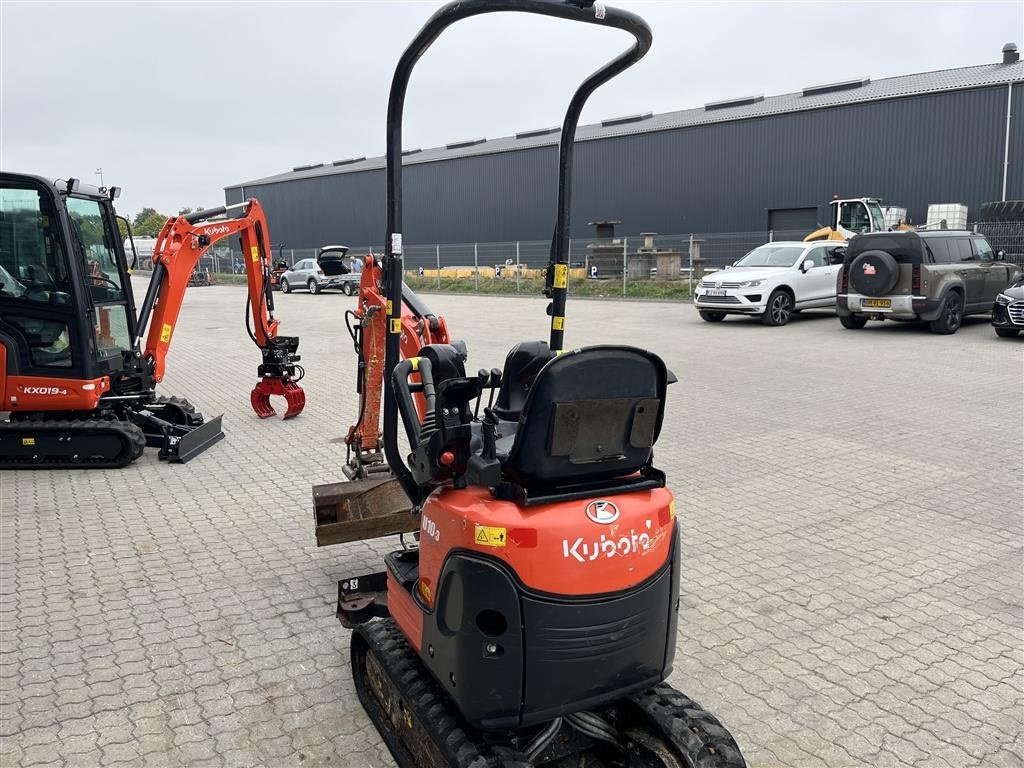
[229,60,1024,189]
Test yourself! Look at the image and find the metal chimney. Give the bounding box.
[1003,43,1019,65]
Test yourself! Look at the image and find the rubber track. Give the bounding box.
[354,618,532,768]
[0,418,146,469]
[628,685,747,768]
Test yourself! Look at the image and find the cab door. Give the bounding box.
[64,195,136,373]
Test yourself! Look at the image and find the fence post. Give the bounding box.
[474,243,479,291]
[622,237,628,297]
[516,241,521,293]
[768,229,773,243]
[290,248,295,265]
[435,244,441,289]
[688,233,694,298]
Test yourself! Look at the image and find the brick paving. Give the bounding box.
[1,281,1022,767]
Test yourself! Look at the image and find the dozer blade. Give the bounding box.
[161,414,225,463]
[313,475,415,547]
[251,378,305,419]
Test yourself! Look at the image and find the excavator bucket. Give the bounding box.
[312,476,416,547]
[251,378,306,419]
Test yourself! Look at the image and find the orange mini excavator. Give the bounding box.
[0,173,304,468]
[311,2,747,766]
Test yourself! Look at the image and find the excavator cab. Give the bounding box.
[805,197,887,241]
[1,174,139,393]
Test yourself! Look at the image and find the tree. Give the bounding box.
[131,207,169,238]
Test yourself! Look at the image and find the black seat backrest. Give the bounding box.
[492,341,553,421]
[501,345,667,489]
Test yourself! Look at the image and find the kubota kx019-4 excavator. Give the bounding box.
[0,173,304,468]
[311,2,747,766]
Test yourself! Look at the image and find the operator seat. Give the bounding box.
[498,345,667,498]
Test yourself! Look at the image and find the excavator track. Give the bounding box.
[0,418,146,469]
[352,619,746,768]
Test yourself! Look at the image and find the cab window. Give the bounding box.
[0,184,72,302]
[65,196,125,302]
[839,202,871,234]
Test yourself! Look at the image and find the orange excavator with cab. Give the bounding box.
[0,173,304,468]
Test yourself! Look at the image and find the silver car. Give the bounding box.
[280,246,359,295]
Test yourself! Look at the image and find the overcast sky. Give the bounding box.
[2,1,1020,217]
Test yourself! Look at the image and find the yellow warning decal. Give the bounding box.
[389,318,402,334]
[553,263,568,289]
[160,323,173,343]
[475,525,507,548]
[22,437,35,446]
[669,500,676,519]
[250,246,259,262]
[386,300,393,314]
[552,316,564,331]
[410,357,420,371]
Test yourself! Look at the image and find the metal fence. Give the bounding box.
[134,222,1024,295]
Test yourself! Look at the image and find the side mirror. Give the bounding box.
[997,250,1006,259]
[800,260,813,273]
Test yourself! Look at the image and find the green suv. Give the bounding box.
[835,231,1020,334]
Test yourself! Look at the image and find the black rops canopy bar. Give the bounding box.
[381,0,653,506]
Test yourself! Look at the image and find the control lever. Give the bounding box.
[486,368,502,410]
[467,407,502,488]
[473,368,489,420]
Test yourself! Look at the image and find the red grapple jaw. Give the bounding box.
[251,378,305,420]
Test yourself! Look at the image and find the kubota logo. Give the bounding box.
[201,224,230,236]
[585,500,620,524]
[19,386,68,396]
[562,520,654,563]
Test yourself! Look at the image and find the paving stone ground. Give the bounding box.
[1,280,1022,767]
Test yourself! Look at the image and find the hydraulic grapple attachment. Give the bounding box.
[251,335,306,419]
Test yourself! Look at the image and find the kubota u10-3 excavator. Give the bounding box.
[311,2,747,766]
[0,172,304,468]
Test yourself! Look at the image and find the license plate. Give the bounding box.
[863,298,891,309]
[706,289,727,296]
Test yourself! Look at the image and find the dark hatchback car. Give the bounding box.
[992,275,1024,338]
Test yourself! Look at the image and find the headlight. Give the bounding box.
[996,293,1013,305]
[738,279,765,288]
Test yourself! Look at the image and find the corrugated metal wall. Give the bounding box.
[226,85,1021,249]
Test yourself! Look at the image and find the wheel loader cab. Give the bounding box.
[383,342,679,731]
[0,173,140,405]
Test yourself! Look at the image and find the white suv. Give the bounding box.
[694,241,846,326]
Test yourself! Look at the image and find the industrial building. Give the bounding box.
[226,44,1023,250]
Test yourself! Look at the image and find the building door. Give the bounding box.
[768,208,819,239]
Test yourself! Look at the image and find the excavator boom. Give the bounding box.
[138,200,305,419]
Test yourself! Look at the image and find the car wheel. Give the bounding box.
[929,292,963,334]
[995,327,1020,338]
[280,278,291,294]
[840,315,868,330]
[761,289,793,326]
[698,309,726,322]
[308,278,321,295]
[342,281,356,296]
